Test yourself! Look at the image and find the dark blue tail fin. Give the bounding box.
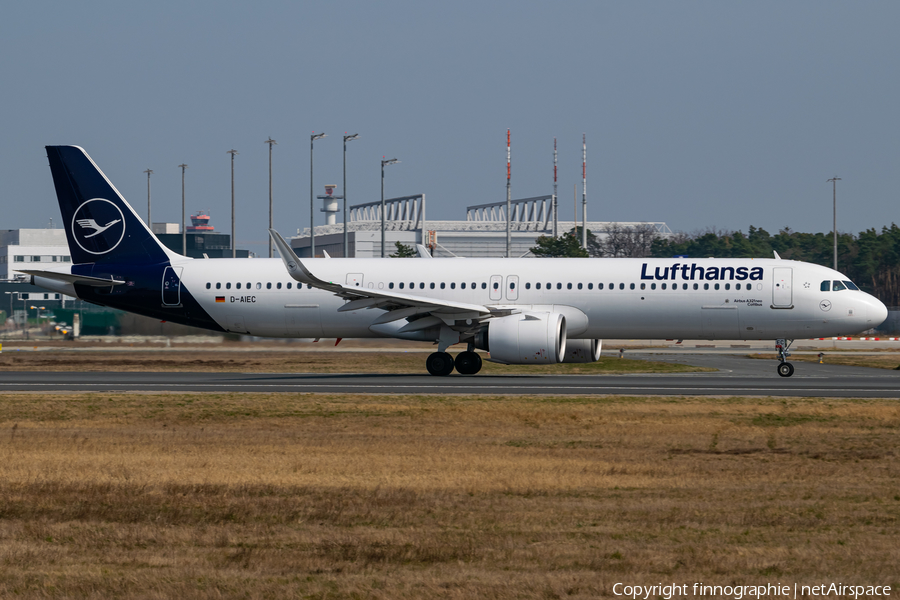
[46,145,175,265]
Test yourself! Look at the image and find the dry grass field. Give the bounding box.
[0,349,713,375]
[0,392,897,599]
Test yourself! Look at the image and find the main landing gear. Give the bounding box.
[426,350,483,376]
[775,338,794,377]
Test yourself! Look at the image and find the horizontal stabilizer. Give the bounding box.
[21,269,125,287]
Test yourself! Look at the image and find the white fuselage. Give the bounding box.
[169,256,885,341]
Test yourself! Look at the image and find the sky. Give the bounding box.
[2,1,898,256]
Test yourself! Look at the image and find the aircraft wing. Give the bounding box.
[268,229,497,327]
[21,269,126,287]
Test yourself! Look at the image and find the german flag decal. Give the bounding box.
[215,296,225,303]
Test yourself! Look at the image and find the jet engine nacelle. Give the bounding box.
[477,312,567,364]
[562,339,602,363]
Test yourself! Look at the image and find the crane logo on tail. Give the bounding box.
[71,198,126,255]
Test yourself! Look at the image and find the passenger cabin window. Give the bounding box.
[724,283,730,290]
[267,283,272,289]
[277,282,282,289]
[598,283,604,290]
[832,281,846,291]
[557,283,562,290]
[389,283,395,289]
[441,283,446,289]
[525,283,531,289]
[206,283,211,289]
[287,283,292,289]
[216,283,222,289]
[567,283,572,290]
[588,283,593,290]
[226,283,231,289]
[618,283,624,290]
[536,283,541,290]
[450,283,456,289]
[492,282,498,290]
[481,283,487,289]
[821,281,831,291]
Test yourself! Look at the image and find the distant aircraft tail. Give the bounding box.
[45,145,177,265]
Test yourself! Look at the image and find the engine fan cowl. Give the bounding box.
[480,312,567,364]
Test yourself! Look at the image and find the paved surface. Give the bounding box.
[0,353,897,397]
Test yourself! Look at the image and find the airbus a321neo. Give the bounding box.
[26,146,888,377]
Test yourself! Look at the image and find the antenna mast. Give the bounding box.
[553,138,558,238]
[582,133,587,249]
[506,129,511,258]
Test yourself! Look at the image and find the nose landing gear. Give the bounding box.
[775,338,794,377]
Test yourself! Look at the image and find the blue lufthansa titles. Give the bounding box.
[640,263,764,281]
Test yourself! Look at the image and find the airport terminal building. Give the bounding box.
[289,194,672,258]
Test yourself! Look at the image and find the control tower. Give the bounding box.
[186,211,214,233]
[317,185,342,225]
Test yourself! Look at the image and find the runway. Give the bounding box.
[0,353,897,397]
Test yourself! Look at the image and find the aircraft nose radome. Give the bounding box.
[868,297,889,327]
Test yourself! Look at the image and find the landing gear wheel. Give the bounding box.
[454,351,483,375]
[777,362,794,377]
[426,351,455,376]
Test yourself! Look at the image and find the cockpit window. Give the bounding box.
[843,280,860,291]
[820,281,831,292]
[832,280,846,291]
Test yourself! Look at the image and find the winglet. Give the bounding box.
[773,250,781,260]
[416,244,432,258]
[268,229,336,289]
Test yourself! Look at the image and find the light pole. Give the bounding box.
[227,150,238,258]
[265,137,277,258]
[310,132,327,258]
[827,177,841,271]
[381,157,399,258]
[178,163,188,255]
[143,169,153,225]
[343,133,359,258]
